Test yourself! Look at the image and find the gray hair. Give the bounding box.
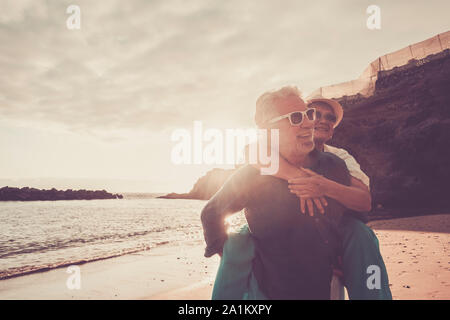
[255,86,303,127]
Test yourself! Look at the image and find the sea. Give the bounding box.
[0,194,246,279]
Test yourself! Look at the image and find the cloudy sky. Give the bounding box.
[0,0,449,193]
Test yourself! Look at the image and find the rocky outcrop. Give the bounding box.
[158,168,235,200]
[0,186,123,201]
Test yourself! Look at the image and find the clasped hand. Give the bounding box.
[288,168,329,216]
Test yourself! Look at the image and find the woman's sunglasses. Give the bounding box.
[316,110,337,124]
[268,108,316,126]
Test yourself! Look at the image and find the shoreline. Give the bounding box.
[0,244,169,281]
[0,214,448,299]
[0,241,219,300]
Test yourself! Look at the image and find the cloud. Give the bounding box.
[0,0,449,139]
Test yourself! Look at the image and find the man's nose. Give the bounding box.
[300,115,315,129]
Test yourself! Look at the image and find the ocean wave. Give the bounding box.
[0,240,171,280]
[0,198,219,281]
[0,225,194,259]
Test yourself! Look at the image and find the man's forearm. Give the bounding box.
[200,166,251,257]
[201,200,228,257]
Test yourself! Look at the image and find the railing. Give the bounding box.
[309,31,450,100]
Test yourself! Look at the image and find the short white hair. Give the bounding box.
[255,86,303,127]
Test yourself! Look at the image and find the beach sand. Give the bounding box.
[0,214,448,300]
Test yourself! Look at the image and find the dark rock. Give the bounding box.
[0,186,123,201]
[332,50,450,216]
[158,168,236,200]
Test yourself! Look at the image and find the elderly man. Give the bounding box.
[201,86,363,299]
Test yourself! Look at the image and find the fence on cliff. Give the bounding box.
[309,31,450,99]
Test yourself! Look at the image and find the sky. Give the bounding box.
[0,0,449,193]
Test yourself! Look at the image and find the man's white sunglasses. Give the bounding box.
[267,108,316,126]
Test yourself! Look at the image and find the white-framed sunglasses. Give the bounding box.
[267,108,316,126]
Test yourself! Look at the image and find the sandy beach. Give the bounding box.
[0,214,448,300]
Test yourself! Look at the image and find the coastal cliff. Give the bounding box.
[158,168,235,200]
[332,50,450,215]
[160,50,450,216]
